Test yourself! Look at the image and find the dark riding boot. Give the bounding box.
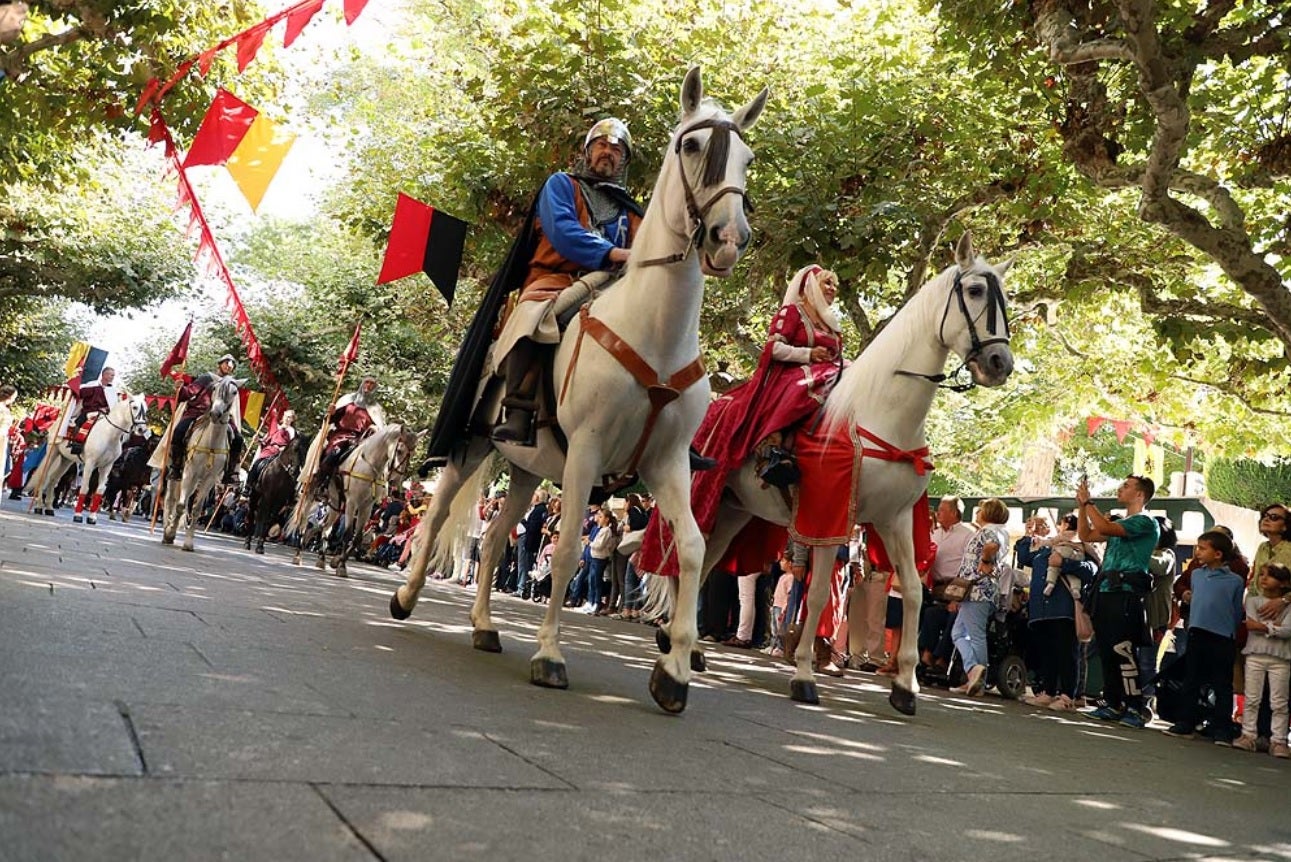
[689,447,718,471]
[224,433,243,486]
[491,341,541,445]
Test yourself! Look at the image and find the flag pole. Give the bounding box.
[149,378,184,534]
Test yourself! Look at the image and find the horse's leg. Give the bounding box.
[316,509,339,569]
[790,547,835,704]
[161,477,180,544]
[391,443,488,619]
[469,471,539,652]
[180,477,200,551]
[639,452,705,714]
[530,463,596,689]
[85,465,104,525]
[872,515,921,715]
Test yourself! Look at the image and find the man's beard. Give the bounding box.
[353,389,373,408]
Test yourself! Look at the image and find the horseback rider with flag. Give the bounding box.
[67,366,118,455]
[246,409,297,490]
[313,375,386,490]
[168,354,243,485]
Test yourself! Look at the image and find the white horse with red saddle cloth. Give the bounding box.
[390,66,766,714]
[658,232,1015,715]
[27,393,148,523]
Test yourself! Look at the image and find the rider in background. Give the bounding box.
[68,366,117,455]
[169,354,242,485]
[489,118,643,444]
[246,409,297,490]
[315,375,385,489]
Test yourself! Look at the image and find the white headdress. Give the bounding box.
[782,265,841,334]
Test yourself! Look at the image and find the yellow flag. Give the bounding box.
[1147,443,1165,490]
[241,390,265,430]
[225,114,296,212]
[63,341,90,378]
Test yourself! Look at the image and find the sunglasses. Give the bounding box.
[1263,512,1287,522]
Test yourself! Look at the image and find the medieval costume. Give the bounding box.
[246,410,297,490]
[168,354,242,484]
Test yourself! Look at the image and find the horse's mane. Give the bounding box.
[822,262,960,432]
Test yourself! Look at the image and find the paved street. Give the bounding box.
[1,495,1288,862]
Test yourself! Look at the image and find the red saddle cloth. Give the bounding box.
[789,421,936,573]
[70,414,100,446]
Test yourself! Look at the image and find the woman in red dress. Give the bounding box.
[639,265,845,576]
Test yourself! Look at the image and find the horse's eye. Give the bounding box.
[967,284,985,299]
[682,138,701,154]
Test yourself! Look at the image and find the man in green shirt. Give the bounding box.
[1076,474,1160,728]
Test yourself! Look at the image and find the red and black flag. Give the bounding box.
[376,193,468,307]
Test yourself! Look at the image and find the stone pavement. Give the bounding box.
[1,495,1288,861]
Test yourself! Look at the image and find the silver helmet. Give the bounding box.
[583,118,633,161]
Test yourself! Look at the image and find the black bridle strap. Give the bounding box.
[637,117,750,269]
[895,269,1010,391]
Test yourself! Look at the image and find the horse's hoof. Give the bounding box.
[649,661,688,714]
[473,630,502,653]
[86,516,96,525]
[243,539,252,550]
[181,545,194,553]
[44,509,55,517]
[389,593,412,621]
[691,650,706,673]
[530,658,568,689]
[790,678,820,704]
[72,515,83,524]
[889,683,917,716]
[254,544,265,555]
[655,626,671,654]
[161,536,174,545]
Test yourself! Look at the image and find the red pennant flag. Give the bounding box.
[197,47,220,76]
[160,321,193,380]
[344,0,372,25]
[1086,416,1106,436]
[337,320,362,378]
[376,193,468,306]
[236,22,272,73]
[1112,420,1132,444]
[182,90,258,168]
[284,0,326,47]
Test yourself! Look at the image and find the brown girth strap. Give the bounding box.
[560,305,705,478]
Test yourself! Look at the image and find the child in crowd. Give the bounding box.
[764,554,795,658]
[1033,513,1088,597]
[1163,530,1246,744]
[1234,562,1291,758]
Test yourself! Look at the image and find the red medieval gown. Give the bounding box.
[637,301,843,579]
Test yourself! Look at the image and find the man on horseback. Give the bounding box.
[168,354,243,485]
[246,409,297,491]
[314,376,385,490]
[489,118,644,444]
[67,366,117,456]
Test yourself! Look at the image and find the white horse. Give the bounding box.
[161,376,240,551]
[390,66,766,714]
[28,394,148,523]
[292,424,419,577]
[662,232,1015,715]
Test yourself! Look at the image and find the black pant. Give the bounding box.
[1179,627,1236,737]
[1092,591,1150,710]
[918,602,957,662]
[1030,619,1078,697]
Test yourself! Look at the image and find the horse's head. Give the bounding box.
[127,394,149,437]
[656,66,767,278]
[386,426,422,489]
[209,376,241,423]
[940,232,1015,388]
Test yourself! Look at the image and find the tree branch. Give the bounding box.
[1170,374,1291,418]
[0,25,83,78]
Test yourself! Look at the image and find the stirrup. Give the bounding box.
[688,446,718,471]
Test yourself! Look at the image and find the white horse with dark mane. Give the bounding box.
[161,376,240,551]
[389,67,766,713]
[28,393,149,522]
[659,233,1014,715]
[291,424,419,577]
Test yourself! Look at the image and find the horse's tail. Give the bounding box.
[640,571,672,623]
[423,451,502,576]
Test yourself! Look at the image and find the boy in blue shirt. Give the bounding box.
[1162,530,1246,743]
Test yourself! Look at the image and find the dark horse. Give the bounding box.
[244,434,303,554]
[105,434,160,523]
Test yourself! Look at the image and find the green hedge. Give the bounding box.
[1205,457,1291,510]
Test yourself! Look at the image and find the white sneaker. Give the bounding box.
[579,602,596,614]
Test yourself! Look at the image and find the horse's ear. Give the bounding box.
[995,256,1015,277]
[732,87,768,132]
[681,66,703,116]
[234,377,249,388]
[954,232,976,269]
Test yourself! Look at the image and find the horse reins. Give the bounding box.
[636,116,752,269]
[894,269,1010,392]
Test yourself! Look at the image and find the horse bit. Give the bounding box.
[895,268,1010,392]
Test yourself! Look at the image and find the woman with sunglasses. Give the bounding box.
[1248,503,1291,750]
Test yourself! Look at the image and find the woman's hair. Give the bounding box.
[0,384,16,400]
[599,506,620,535]
[1260,503,1291,541]
[978,498,1009,525]
[626,493,642,509]
[1060,513,1078,531]
[1196,529,1235,561]
[1261,562,1291,596]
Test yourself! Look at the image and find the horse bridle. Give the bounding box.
[637,117,753,269]
[895,268,1011,392]
[100,400,147,437]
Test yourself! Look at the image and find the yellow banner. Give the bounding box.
[241,390,265,430]
[1133,439,1165,490]
[63,341,90,378]
[226,114,296,212]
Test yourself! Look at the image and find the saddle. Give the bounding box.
[69,414,101,448]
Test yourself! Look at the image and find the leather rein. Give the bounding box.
[894,269,1010,392]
